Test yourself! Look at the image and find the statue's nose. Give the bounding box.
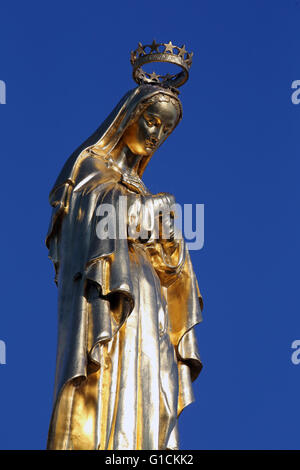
[156,125,164,141]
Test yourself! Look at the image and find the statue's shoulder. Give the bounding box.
[73,154,122,194]
[73,154,115,184]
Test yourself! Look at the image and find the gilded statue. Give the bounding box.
[46,40,203,450]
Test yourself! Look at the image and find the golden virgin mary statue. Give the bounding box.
[46,41,203,450]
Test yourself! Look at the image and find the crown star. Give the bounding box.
[185,51,194,67]
[150,39,159,53]
[130,50,136,65]
[149,72,160,82]
[137,69,147,81]
[164,41,174,54]
[137,42,144,56]
[178,45,187,59]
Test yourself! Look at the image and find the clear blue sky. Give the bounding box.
[0,0,299,450]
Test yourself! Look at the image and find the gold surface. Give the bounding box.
[46,85,203,450]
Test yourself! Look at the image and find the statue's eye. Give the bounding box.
[144,114,159,127]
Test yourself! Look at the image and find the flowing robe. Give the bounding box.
[46,154,203,450]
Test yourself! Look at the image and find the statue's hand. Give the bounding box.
[126,191,182,248]
[121,172,150,195]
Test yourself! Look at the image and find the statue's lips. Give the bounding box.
[145,140,157,149]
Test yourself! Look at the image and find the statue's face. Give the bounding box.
[122,99,179,156]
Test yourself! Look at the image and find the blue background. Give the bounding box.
[0,0,299,450]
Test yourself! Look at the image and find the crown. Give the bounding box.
[130,40,193,89]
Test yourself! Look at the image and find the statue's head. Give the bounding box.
[81,85,183,178]
[121,92,181,157]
